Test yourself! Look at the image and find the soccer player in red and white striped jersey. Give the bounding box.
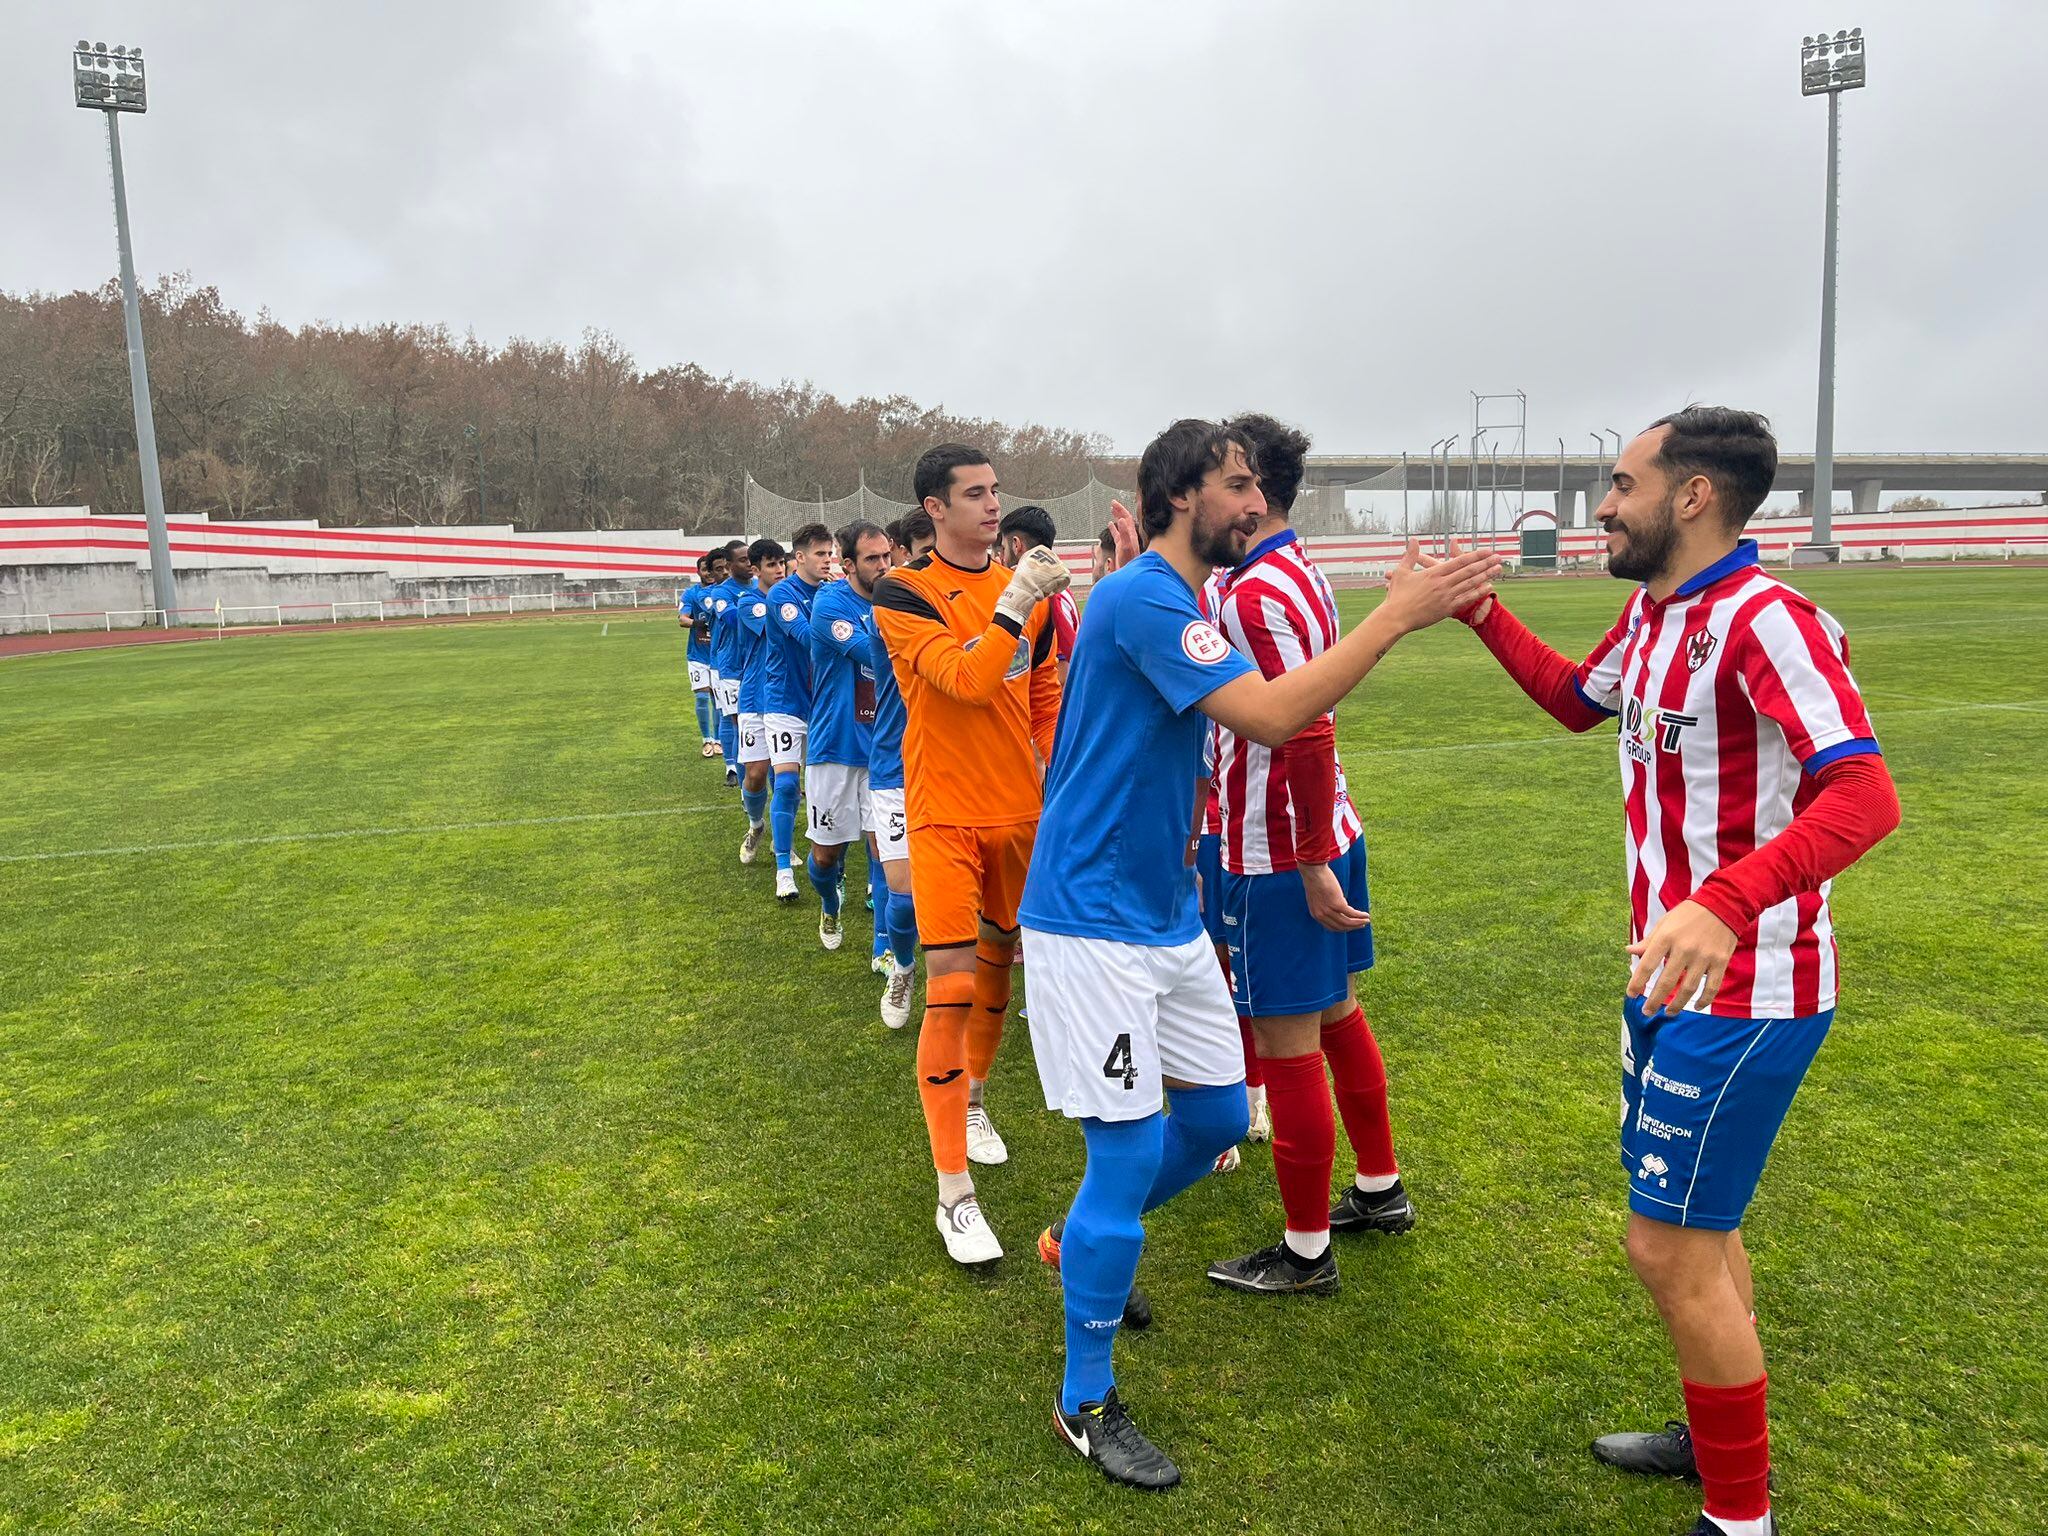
[1452,407,1900,1536]
[1202,414,1415,1299]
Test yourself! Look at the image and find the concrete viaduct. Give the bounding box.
[1091,453,2048,527]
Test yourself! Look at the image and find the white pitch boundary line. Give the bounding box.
[5,697,2042,868]
[0,803,727,866]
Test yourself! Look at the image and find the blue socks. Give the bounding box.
[868,857,890,958]
[1060,1113,1165,1414]
[1143,1081,1251,1214]
[718,713,738,767]
[771,767,799,865]
[694,691,715,743]
[887,888,918,970]
[806,852,842,914]
[741,783,768,827]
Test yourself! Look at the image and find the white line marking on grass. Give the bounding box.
[0,804,728,865]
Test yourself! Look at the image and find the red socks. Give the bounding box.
[1237,1014,1264,1090]
[1683,1374,1771,1523]
[1321,1005,1397,1180]
[1263,1051,1335,1235]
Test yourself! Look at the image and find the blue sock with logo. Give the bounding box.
[771,768,799,864]
[1142,1081,1250,1214]
[719,713,739,766]
[741,783,768,827]
[694,691,715,742]
[806,852,842,914]
[888,888,918,970]
[1061,1113,1164,1414]
[868,858,890,957]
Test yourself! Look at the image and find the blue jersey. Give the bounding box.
[869,626,906,792]
[678,584,713,664]
[763,573,821,719]
[736,582,774,714]
[809,580,878,768]
[1018,550,1255,947]
[709,578,750,677]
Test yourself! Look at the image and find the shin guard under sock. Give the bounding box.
[1141,1081,1250,1214]
[770,767,799,864]
[1322,1005,1397,1180]
[741,783,769,826]
[806,853,842,914]
[968,938,1014,1081]
[887,889,918,970]
[916,971,976,1175]
[1061,1113,1165,1413]
[1684,1375,1771,1526]
[1265,1050,1337,1236]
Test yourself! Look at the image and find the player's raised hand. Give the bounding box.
[1108,500,1141,570]
[1419,540,1497,626]
[1626,899,1738,1018]
[1380,539,1500,633]
[1300,862,1370,933]
[994,545,1072,627]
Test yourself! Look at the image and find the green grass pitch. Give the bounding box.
[1,567,2043,1534]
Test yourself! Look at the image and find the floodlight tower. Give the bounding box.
[1800,27,1866,562]
[74,41,176,623]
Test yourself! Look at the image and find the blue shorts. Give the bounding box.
[1196,832,1225,945]
[1222,839,1374,1017]
[1620,995,1832,1231]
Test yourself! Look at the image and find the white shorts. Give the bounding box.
[869,785,909,863]
[688,659,712,692]
[715,675,740,717]
[1021,928,1245,1122]
[763,713,808,765]
[806,763,869,847]
[738,712,771,766]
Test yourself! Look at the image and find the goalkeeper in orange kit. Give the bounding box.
[873,442,1067,1267]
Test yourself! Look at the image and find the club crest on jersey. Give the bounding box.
[779,602,800,623]
[1006,632,1032,680]
[1686,631,1719,672]
[830,618,856,644]
[1623,696,1698,765]
[1181,621,1231,664]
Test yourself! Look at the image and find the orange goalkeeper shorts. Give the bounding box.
[908,820,1038,950]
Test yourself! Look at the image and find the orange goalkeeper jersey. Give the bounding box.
[872,551,1062,831]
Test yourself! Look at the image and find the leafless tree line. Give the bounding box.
[0,275,1111,532]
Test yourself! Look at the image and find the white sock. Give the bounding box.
[750,816,764,831]
[1355,1171,1400,1193]
[937,1171,975,1205]
[1702,1513,1772,1536]
[968,1079,986,1109]
[1247,1084,1267,1111]
[1283,1228,1330,1261]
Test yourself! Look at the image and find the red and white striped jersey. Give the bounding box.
[1577,541,1880,1019]
[1213,531,1363,874]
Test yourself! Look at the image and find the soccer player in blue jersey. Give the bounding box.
[806,521,891,952]
[871,512,935,1027]
[763,523,833,901]
[1020,418,1498,1490]
[706,540,751,787]
[734,539,788,864]
[679,554,722,758]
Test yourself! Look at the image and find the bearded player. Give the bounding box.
[1448,406,1899,1536]
[873,445,1067,1266]
[1019,418,1497,1488]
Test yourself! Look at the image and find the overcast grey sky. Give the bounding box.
[5,0,2045,455]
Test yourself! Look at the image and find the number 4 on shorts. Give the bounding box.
[1102,1033,1136,1091]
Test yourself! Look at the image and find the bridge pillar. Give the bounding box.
[1853,478,1882,516]
[1554,488,1578,527]
[1796,489,1812,519]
